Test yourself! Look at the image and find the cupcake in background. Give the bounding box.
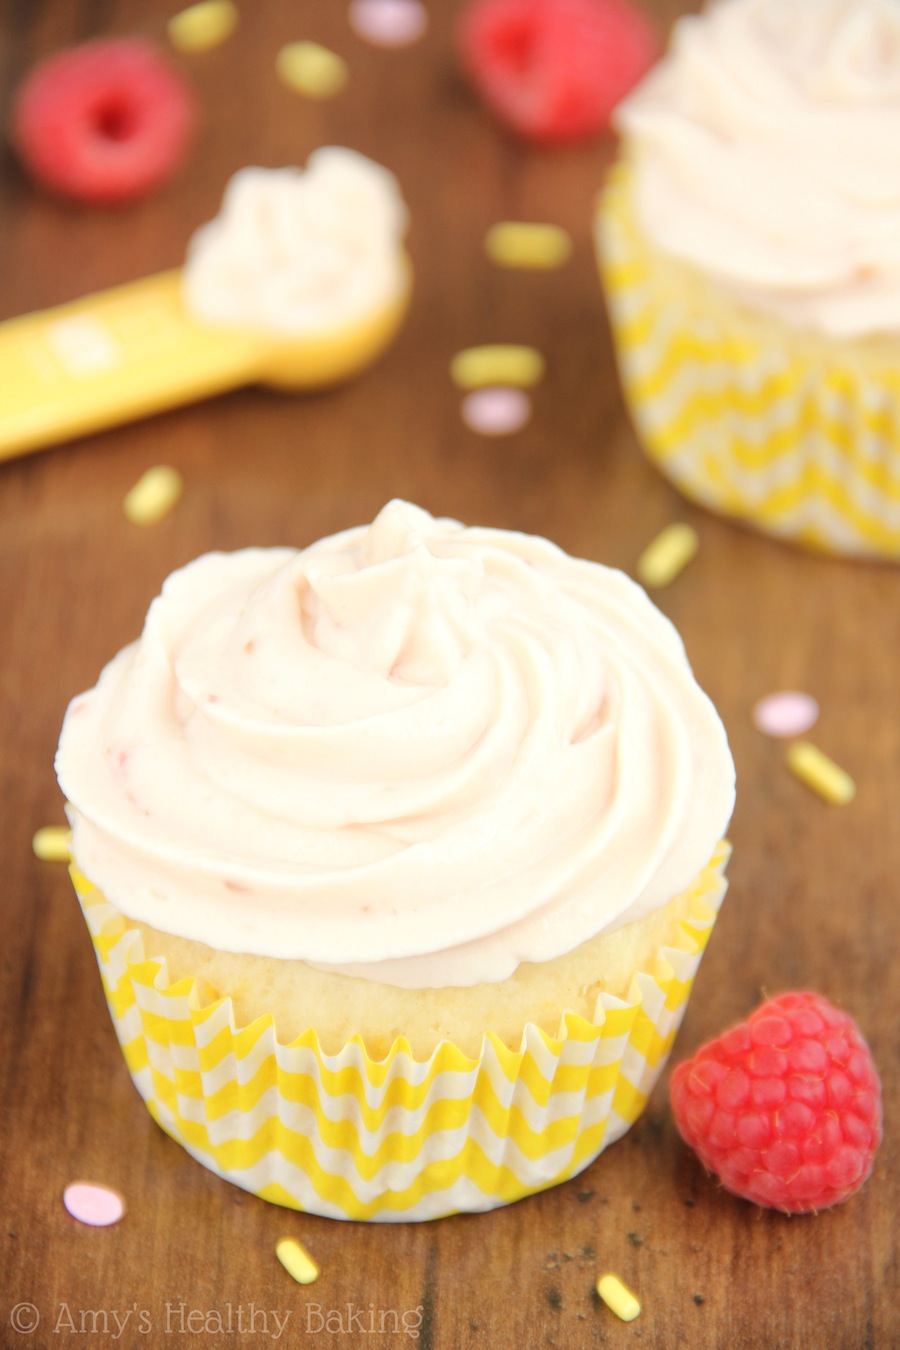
[596,0,900,558]
[56,501,734,1221]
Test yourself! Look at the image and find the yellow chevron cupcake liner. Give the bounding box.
[597,164,900,558]
[71,844,729,1222]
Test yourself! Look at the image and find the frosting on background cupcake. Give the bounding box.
[616,0,900,336]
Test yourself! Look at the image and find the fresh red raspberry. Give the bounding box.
[11,38,196,206]
[458,0,658,144]
[670,992,882,1214]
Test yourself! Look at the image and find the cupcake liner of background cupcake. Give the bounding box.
[597,165,900,559]
[71,845,730,1222]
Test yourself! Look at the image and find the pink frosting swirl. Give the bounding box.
[56,502,734,987]
[617,0,900,337]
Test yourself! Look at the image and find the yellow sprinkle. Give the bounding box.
[168,0,238,53]
[596,1274,640,1323]
[123,466,183,526]
[276,42,348,98]
[786,741,856,805]
[276,1237,320,1285]
[636,522,699,588]
[484,222,572,270]
[32,827,72,862]
[450,345,545,391]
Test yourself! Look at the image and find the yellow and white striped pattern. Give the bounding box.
[73,847,729,1222]
[597,166,900,558]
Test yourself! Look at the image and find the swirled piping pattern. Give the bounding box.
[56,501,734,987]
[616,0,900,337]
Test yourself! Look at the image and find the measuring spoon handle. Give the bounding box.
[0,270,264,462]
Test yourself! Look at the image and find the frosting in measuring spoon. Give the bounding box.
[182,147,409,335]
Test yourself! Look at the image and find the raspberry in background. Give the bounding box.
[458,0,658,144]
[11,38,196,206]
[670,991,882,1214]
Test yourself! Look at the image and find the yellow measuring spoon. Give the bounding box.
[0,150,412,461]
[0,263,411,460]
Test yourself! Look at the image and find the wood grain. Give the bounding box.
[0,2,896,1347]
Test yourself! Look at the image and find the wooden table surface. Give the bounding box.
[1,2,896,1347]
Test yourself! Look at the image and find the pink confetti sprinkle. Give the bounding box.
[349,0,428,47]
[753,691,819,739]
[63,1182,125,1227]
[462,386,531,436]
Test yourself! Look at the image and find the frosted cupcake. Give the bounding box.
[56,501,734,1220]
[597,0,900,557]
